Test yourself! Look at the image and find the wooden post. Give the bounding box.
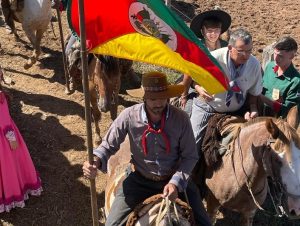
[77,0,99,225]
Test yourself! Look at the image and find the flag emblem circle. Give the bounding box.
[129,2,177,51]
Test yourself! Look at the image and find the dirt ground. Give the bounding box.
[0,0,300,225]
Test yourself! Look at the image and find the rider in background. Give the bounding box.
[260,36,300,118]
[82,71,212,226]
[190,28,262,152]
[180,9,231,115]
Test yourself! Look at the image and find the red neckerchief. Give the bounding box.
[273,65,279,73]
[141,112,170,156]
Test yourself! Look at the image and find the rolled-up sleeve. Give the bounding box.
[169,114,198,192]
[93,108,129,172]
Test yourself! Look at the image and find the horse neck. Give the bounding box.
[231,121,271,185]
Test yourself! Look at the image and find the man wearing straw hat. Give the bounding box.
[83,71,211,226]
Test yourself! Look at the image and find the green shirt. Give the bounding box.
[263,61,300,118]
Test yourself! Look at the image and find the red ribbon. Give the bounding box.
[141,113,170,156]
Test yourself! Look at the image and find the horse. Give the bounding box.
[10,0,51,69]
[259,42,275,71]
[88,54,122,145]
[104,137,194,226]
[202,106,300,226]
[65,35,133,144]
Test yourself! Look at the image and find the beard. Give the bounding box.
[148,106,164,115]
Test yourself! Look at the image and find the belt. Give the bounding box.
[131,164,171,182]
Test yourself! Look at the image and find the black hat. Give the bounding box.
[190,10,231,38]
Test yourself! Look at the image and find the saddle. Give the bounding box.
[202,113,245,169]
[193,114,245,196]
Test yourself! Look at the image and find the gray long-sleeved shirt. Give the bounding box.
[94,103,198,192]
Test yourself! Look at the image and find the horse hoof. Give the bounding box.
[24,63,32,70]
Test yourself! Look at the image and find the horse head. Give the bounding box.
[265,106,300,218]
[96,55,121,120]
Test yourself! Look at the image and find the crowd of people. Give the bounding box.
[0,1,299,225]
[83,7,300,226]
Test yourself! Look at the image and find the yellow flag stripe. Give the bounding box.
[91,33,226,94]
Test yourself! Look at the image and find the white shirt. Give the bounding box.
[207,47,263,112]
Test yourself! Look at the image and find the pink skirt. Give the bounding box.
[0,92,42,212]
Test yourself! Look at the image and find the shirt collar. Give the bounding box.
[142,103,170,123]
[273,63,295,81]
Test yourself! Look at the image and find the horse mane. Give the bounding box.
[273,119,300,153]
[230,117,300,156]
[96,54,120,76]
[202,114,245,170]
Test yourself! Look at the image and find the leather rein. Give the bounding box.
[235,133,300,219]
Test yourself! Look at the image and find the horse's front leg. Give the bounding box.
[33,28,45,60]
[22,26,37,69]
[240,210,256,226]
[205,192,220,225]
[89,85,102,146]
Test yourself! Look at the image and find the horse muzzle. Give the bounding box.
[287,196,300,218]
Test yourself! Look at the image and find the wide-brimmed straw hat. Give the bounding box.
[190,9,231,38]
[126,72,184,99]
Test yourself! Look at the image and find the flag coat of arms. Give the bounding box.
[68,0,229,94]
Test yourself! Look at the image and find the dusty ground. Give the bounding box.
[0,0,300,225]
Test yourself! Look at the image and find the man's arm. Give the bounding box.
[180,74,192,108]
[244,94,259,120]
[260,81,300,117]
[82,107,130,179]
[168,113,199,192]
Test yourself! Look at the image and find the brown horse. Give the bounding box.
[87,54,122,145]
[203,106,300,226]
[104,137,194,225]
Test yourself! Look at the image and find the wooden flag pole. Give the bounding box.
[77,0,99,225]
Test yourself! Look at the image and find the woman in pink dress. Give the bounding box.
[0,68,42,213]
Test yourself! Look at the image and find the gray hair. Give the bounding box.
[228,28,252,46]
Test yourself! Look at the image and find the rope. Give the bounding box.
[236,134,286,217]
[170,5,193,22]
[155,197,180,226]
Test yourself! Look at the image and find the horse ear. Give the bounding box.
[266,119,279,139]
[286,105,299,129]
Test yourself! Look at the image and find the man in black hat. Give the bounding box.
[83,71,212,226]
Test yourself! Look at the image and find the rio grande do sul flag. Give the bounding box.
[68,0,229,94]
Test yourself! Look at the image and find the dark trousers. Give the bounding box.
[105,170,212,226]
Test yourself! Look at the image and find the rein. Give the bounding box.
[234,134,288,218]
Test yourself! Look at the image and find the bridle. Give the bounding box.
[235,133,300,219]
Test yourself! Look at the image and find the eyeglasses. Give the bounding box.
[233,47,253,56]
